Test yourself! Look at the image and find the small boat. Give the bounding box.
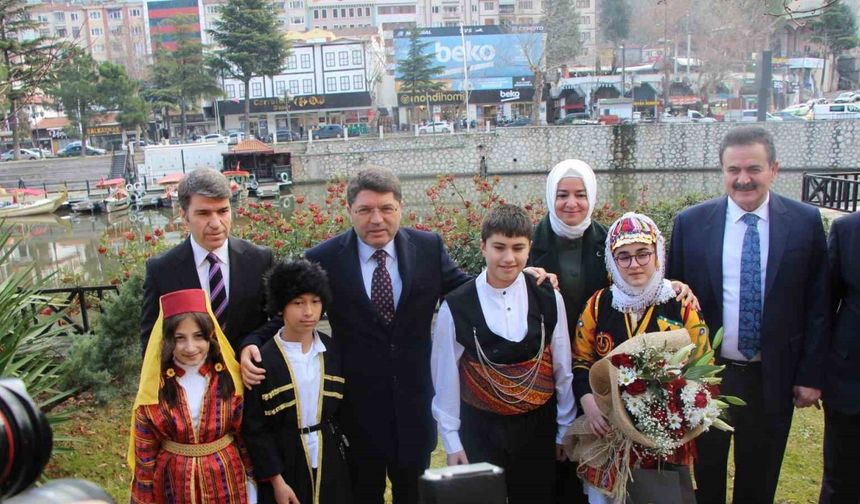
[156,173,183,207]
[97,178,130,214]
[0,189,68,217]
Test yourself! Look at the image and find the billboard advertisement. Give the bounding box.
[393,26,544,82]
[146,0,202,51]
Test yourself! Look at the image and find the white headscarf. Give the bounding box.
[604,212,676,313]
[545,159,597,240]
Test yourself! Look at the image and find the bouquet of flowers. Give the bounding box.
[564,328,744,502]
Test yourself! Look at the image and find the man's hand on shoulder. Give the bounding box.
[240,345,266,388]
[523,266,559,290]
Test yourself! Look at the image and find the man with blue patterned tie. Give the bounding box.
[140,168,274,353]
[667,126,828,504]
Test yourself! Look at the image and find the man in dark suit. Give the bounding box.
[667,126,828,504]
[140,168,273,352]
[820,211,860,504]
[242,167,471,504]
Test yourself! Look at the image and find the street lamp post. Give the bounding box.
[282,90,294,142]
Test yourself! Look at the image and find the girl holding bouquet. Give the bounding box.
[129,288,255,503]
[571,212,712,503]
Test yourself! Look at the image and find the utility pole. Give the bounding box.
[662,0,670,119]
[460,20,470,132]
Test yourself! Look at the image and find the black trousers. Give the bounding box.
[819,404,860,504]
[349,452,429,504]
[694,361,793,504]
[460,401,557,504]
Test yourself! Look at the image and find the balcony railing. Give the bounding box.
[802,172,860,213]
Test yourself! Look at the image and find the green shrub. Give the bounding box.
[60,271,143,403]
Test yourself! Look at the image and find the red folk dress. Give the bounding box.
[131,363,252,504]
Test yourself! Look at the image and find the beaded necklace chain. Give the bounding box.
[472,316,546,405]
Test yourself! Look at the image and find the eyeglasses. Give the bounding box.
[353,205,399,217]
[613,251,654,269]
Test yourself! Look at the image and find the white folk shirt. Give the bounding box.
[721,194,770,362]
[190,236,230,302]
[430,271,576,454]
[276,330,327,468]
[357,237,402,308]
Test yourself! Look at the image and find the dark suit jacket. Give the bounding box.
[824,211,860,415]
[243,227,470,467]
[529,216,609,329]
[140,236,274,352]
[667,193,828,414]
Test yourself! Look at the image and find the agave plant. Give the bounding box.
[0,223,76,415]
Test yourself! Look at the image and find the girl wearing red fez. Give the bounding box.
[129,288,256,503]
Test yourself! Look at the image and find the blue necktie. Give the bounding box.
[738,213,761,359]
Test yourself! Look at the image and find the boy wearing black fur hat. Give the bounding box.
[242,260,351,504]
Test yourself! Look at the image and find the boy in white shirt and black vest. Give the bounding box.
[430,204,576,504]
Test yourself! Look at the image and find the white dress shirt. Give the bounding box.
[430,271,576,454]
[190,236,230,302]
[176,360,207,427]
[276,330,327,468]
[356,237,402,308]
[721,194,770,361]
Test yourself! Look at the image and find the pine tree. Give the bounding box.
[207,0,290,136]
[397,27,444,124]
[47,47,99,156]
[599,0,630,71]
[0,0,62,159]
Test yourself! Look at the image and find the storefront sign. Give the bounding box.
[513,76,534,88]
[469,87,535,104]
[85,125,122,136]
[669,95,699,106]
[398,91,465,106]
[216,92,372,114]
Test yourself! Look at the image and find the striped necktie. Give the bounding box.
[206,253,228,330]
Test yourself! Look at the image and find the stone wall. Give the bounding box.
[286,121,860,207]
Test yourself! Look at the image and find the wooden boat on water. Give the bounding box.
[0,189,68,217]
[98,178,130,214]
[156,173,183,208]
[223,170,250,201]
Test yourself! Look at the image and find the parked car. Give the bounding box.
[772,111,805,121]
[202,133,227,143]
[226,132,247,145]
[312,124,345,139]
[833,92,859,103]
[555,113,591,125]
[271,129,301,142]
[57,144,107,157]
[813,103,860,120]
[0,149,40,161]
[416,121,452,134]
[504,117,532,127]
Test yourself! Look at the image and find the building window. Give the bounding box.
[55,27,67,37]
[275,81,286,96]
[300,53,311,68]
[89,10,101,19]
[72,27,80,38]
[352,49,361,65]
[289,80,299,94]
[206,5,219,13]
[252,81,262,97]
[289,0,303,7]
[133,42,144,54]
[91,27,103,36]
[575,0,589,6]
[94,43,105,52]
[322,9,326,18]
[302,79,313,93]
[472,5,477,12]
[287,55,297,69]
[340,76,350,90]
[517,0,533,9]
[110,26,122,36]
[580,31,591,42]
[313,9,319,19]
[326,76,336,91]
[39,28,50,37]
[37,14,48,23]
[366,7,370,16]
[325,52,335,67]
[333,8,337,17]
[108,9,121,20]
[291,16,303,24]
[239,85,245,98]
[580,15,590,25]
[130,8,141,16]
[484,1,494,10]
[341,8,346,17]
[53,11,65,22]
[132,26,142,35]
[432,6,439,13]
[349,8,354,16]
[339,51,348,66]
[353,74,362,89]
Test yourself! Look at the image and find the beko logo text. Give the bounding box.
[500,90,521,101]
[434,42,496,63]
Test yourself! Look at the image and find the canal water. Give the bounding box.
[0,170,807,287]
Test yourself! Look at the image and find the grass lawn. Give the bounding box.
[45,397,826,503]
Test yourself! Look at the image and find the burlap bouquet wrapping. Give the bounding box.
[563,329,704,502]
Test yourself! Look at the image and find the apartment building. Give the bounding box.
[25,0,149,79]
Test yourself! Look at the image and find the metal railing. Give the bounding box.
[34,285,119,335]
[802,172,860,213]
